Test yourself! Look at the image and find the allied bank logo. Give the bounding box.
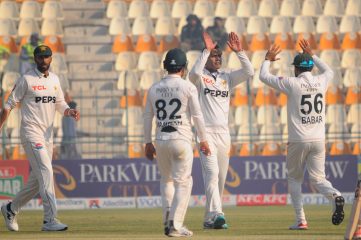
[53,165,76,198]
[35,143,43,150]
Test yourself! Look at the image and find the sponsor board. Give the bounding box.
[57,199,86,209]
[97,197,136,209]
[53,156,357,198]
[189,195,237,207]
[236,194,287,206]
[287,193,354,205]
[0,161,29,199]
[137,196,162,208]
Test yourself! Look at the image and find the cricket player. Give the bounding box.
[259,40,344,230]
[144,48,211,237]
[188,32,254,229]
[0,45,80,231]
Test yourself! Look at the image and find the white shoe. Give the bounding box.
[42,218,68,231]
[1,202,19,231]
[289,221,308,230]
[168,226,193,237]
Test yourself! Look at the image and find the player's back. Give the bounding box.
[286,71,328,142]
[147,74,196,143]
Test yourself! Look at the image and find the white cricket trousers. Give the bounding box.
[155,140,193,230]
[11,141,57,223]
[199,132,230,222]
[287,141,341,222]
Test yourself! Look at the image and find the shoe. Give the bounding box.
[42,218,68,231]
[289,222,308,230]
[203,214,227,229]
[353,224,361,240]
[332,196,345,225]
[164,210,170,236]
[168,226,193,237]
[1,202,19,231]
[213,214,226,229]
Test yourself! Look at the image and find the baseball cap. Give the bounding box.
[33,45,52,57]
[164,48,187,68]
[292,53,314,69]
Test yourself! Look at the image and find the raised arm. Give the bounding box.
[188,32,216,85]
[259,45,291,94]
[228,32,254,88]
[299,38,333,82]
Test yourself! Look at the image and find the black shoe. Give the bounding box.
[332,196,345,225]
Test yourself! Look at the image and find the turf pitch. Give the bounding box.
[0,205,351,240]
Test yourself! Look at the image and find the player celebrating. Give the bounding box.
[0,45,80,231]
[188,32,254,229]
[259,40,344,230]
[144,48,211,237]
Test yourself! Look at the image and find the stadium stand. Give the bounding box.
[0,0,359,159]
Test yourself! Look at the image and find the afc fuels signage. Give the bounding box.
[0,161,29,199]
[53,156,357,198]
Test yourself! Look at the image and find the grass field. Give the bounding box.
[0,205,351,240]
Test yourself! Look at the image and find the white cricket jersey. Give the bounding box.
[144,74,207,143]
[5,68,69,143]
[188,49,254,133]
[259,55,333,142]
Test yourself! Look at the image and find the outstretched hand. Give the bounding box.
[227,32,243,52]
[203,32,217,51]
[265,45,281,61]
[299,39,313,56]
[145,143,156,161]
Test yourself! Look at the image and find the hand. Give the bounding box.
[199,141,211,156]
[203,32,217,51]
[66,109,80,121]
[265,45,281,61]
[145,143,156,161]
[227,32,243,52]
[299,39,313,56]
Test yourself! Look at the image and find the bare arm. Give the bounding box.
[0,108,11,131]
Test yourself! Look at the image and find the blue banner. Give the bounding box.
[53,155,358,198]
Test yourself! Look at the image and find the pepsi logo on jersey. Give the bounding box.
[35,96,56,103]
[204,88,229,98]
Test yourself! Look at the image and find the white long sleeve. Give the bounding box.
[144,92,154,144]
[188,87,207,142]
[229,51,254,89]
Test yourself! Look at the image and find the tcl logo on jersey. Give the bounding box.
[35,96,56,103]
[202,76,214,84]
[204,88,229,98]
[32,85,47,91]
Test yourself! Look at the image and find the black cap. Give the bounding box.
[34,45,52,57]
[292,53,314,69]
[163,48,187,71]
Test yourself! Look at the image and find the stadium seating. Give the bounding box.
[0,0,359,159]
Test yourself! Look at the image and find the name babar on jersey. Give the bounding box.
[299,82,324,125]
[155,86,183,133]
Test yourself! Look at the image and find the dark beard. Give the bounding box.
[37,64,50,73]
